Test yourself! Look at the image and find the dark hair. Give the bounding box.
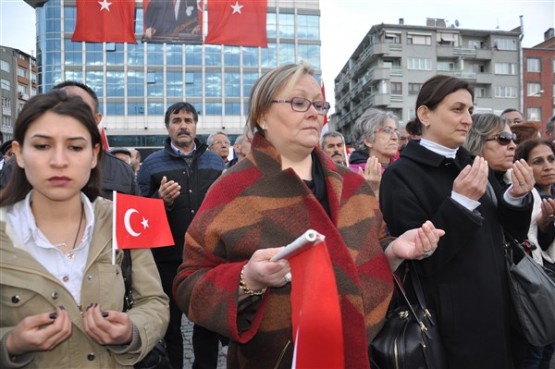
[405,119,421,136]
[53,80,100,114]
[500,108,521,116]
[514,137,555,162]
[164,102,198,125]
[0,90,103,206]
[414,75,474,129]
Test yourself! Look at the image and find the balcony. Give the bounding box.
[454,48,477,58]
[475,73,493,84]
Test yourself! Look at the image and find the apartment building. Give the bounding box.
[0,47,38,141]
[332,18,523,141]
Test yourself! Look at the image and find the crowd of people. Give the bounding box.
[1,63,554,369]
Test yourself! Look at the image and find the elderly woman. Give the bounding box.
[515,138,555,369]
[173,63,443,369]
[380,75,535,368]
[348,108,400,195]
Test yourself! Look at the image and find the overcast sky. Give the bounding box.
[1,0,553,112]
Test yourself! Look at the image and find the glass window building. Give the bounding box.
[24,0,322,147]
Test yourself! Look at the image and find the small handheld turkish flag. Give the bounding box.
[113,192,174,249]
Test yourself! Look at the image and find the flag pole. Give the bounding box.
[112,190,117,265]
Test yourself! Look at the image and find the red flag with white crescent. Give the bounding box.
[114,193,174,249]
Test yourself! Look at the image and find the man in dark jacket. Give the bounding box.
[137,102,225,369]
[0,81,138,199]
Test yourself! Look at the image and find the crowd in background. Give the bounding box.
[1,65,554,369]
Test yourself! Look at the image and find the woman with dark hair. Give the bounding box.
[380,75,534,368]
[173,62,444,369]
[514,138,555,369]
[0,90,169,368]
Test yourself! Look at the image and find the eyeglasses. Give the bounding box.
[377,126,400,136]
[211,140,230,146]
[485,132,517,145]
[271,97,331,115]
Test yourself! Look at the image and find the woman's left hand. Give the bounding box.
[385,221,445,268]
[83,303,133,346]
[509,159,535,197]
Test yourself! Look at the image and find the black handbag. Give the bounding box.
[370,262,446,369]
[122,250,173,369]
[505,236,555,346]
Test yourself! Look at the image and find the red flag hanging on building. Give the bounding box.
[100,126,110,152]
[72,0,137,43]
[114,193,174,249]
[205,0,267,47]
[320,79,330,138]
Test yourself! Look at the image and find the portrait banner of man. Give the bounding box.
[143,0,203,43]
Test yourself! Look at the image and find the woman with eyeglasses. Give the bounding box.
[380,75,535,368]
[348,108,400,196]
[172,62,444,369]
[514,138,555,369]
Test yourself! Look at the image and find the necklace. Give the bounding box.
[54,204,84,259]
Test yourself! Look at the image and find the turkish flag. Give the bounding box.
[205,0,267,47]
[72,0,137,43]
[114,193,174,249]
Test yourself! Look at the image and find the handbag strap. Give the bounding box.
[122,249,134,311]
[392,270,427,332]
[408,261,429,311]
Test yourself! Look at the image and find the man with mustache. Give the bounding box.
[137,102,225,369]
[321,131,348,166]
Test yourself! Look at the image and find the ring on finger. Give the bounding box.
[284,272,292,283]
[422,250,433,258]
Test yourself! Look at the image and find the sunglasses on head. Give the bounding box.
[485,132,517,145]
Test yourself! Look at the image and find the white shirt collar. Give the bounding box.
[419,138,459,159]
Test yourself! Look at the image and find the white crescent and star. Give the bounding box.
[98,0,112,12]
[124,208,149,238]
[231,1,243,14]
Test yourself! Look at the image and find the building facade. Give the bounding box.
[0,47,38,141]
[523,28,555,131]
[24,0,322,147]
[331,18,525,142]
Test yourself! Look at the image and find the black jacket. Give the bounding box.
[380,140,532,369]
[137,138,224,263]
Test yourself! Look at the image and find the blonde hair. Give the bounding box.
[246,62,315,135]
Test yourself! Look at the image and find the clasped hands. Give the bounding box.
[5,304,133,357]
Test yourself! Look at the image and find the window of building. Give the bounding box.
[408,83,422,95]
[128,102,144,115]
[2,97,10,110]
[185,45,202,66]
[527,83,542,96]
[148,102,164,116]
[205,72,222,97]
[147,43,163,66]
[437,32,459,46]
[278,13,295,39]
[225,102,242,115]
[31,72,37,83]
[63,6,76,33]
[407,58,432,70]
[17,67,26,78]
[407,33,432,45]
[64,69,83,82]
[106,71,125,97]
[243,47,258,67]
[1,60,10,72]
[127,70,145,97]
[475,87,487,98]
[527,107,541,121]
[166,44,182,66]
[147,71,163,96]
[261,43,277,67]
[86,43,103,65]
[553,59,555,74]
[128,42,145,66]
[17,85,26,95]
[467,39,484,49]
[86,70,104,98]
[224,72,240,97]
[526,58,541,72]
[494,38,517,51]
[391,82,402,94]
[166,71,183,97]
[185,72,202,97]
[65,39,83,65]
[383,32,401,44]
[107,102,125,115]
[298,44,320,70]
[106,44,124,65]
[494,63,517,75]
[205,102,223,115]
[243,72,259,97]
[297,14,319,40]
[279,42,295,65]
[437,61,455,71]
[267,12,277,39]
[494,86,517,98]
[205,45,222,66]
[224,46,240,66]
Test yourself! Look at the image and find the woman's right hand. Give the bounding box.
[358,156,381,196]
[5,306,72,356]
[242,248,291,292]
[452,156,489,201]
